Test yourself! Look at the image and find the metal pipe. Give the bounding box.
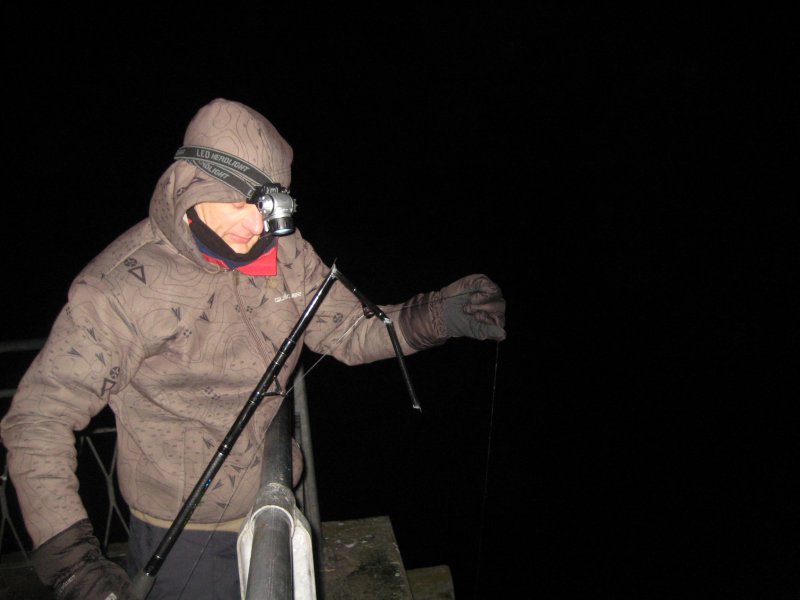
[246,507,293,598]
[292,365,322,585]
[246,397,295,598]
[0,338,45,353]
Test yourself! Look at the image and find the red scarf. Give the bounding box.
[198,245,278,276]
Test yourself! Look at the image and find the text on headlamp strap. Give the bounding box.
[175,145,281,199]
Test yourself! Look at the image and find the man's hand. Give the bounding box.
[398,273,507,349]
[441,274,506,341]
[32,519,130,600]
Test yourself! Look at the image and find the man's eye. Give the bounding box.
[232,202,247,209]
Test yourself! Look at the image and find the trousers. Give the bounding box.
[125,514,240,600]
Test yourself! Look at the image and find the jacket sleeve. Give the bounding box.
[298,255,505,364]
[0,276,144,548]
[301,281,428,365]
[294,235,444,365]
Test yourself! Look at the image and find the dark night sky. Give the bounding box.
[3,7,797,598]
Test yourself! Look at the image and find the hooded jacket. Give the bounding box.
[1,99,446,547]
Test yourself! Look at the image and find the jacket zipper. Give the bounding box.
[232,270,271,362]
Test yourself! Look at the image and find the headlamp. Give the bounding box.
[249,185,298,237]
[174,146,299,239]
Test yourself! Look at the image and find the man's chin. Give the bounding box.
[225,240,257,254]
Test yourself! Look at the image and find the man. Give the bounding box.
[1,98,506,599]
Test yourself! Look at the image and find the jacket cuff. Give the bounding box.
[397,290,448,350]
[32,519,99,586]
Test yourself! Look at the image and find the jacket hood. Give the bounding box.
[149,98,294,265]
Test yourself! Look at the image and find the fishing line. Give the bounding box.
[473,340,501,595]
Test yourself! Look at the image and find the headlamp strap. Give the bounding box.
[174,146,284,200]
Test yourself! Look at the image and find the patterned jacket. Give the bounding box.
[0,99,445,547]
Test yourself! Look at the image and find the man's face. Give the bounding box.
[194,201,264,253]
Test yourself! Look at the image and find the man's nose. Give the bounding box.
[243,204,264,235]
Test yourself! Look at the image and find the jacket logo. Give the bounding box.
[274,292,302,303]
[128,265,146,284]
[100,378,116,397]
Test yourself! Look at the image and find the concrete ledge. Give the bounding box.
[320,515,414,599]
[407,565,455,600]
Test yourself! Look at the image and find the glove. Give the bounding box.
[32,518,130,600]
[442,274,506,340]
[398,274,506,349]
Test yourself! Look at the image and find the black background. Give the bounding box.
[2,6,797,599]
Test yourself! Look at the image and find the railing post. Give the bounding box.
[293,365,323,592]
[246,394,294,598]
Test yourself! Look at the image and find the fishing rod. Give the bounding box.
[127,264,420,599]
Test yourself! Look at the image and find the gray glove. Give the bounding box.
[32,518,130,600]
[398,274,506,349]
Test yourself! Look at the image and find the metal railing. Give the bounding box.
[1,338,48,562]
[239,383,317,599]
[1,338,132,562]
